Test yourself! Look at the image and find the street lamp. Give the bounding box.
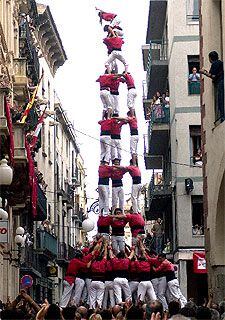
[0,159,13,185]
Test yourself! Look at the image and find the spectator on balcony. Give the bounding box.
[194,148,203,166]
[162,91,170,108]
[189,67,200,82]
[200,51,224,121]
[192,224,203,236]
[151,219,164,255]
[152,92,164,119]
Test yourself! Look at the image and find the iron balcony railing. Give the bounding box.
[36,230,57,256]
[58,242,68,261]
[146,40,168,86]
[188,81,200,95]
[148,174,172,209]
[19,20,40,84]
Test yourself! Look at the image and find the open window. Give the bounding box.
[187,0,199,23]
[190,125,202,166]
[188,55,200,94]
[192,196,204,235]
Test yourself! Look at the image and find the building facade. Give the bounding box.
[142,0,206,300]
[0,0,87,303]
[200,0,225,302]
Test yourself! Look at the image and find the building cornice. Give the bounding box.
[37,5,67,76]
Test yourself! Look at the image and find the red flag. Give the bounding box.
[193,251,207,274]
[4,97,14,166]
[25,138,37,218]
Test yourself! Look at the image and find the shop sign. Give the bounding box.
[0,221,9,243]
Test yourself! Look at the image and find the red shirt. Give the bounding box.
[91,258,107,274]
[111,217,127,236]
[154,259,175,273]
[96,75,112,89]
[127,116,138,129]
[136,259,151,273]
[111,257,130,271]
[126,213,145,237]
[127,165,141,178]
[108,76,123,92]
[111,166,127,180]
[111,118,126,136]
[98,119,111,132]
[65,257,91,285]
[98,165,112,178]
[123,73,135,88]
[103,37,124,53]
[101,12,117,22]
[97,216,112,227]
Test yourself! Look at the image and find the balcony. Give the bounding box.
[13,58,28,100]
[188,81,200,95]
[68,245,76,260]
[0,89,9,137]
[19,20,40,84]
[62,183,74,209]
[20,247,41,278]
[145,173,172,220]
[146,41,168,98]
[143,104,170,170]
[57,242,68,266]
[13,123,27,163]
[146,0,167,42]
[36,230,57,257]
[35,183,47,221]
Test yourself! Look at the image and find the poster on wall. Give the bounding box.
[193,251,207,274]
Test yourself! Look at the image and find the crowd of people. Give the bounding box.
[146,91,170,121]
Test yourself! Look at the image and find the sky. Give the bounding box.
[37,0,150,221]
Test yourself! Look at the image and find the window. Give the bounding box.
[66,139,69,158]
[48,130,51,159]
[190,125,202,166]
[188,55,200,94]
[192,196,204,235]
[187,0,199,23]
[42,69,45,97]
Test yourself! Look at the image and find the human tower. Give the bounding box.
[59,8,187,311]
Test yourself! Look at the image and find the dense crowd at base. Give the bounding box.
[1,293,225,320]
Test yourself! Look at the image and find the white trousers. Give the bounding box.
[111,235,125,254]
[130,135,139,155]
[137,281,157,302]
[131,183,142,213]
[105,50,128,72]
[127,88,137,109]
[110,94,119,114]
[100,90,112,110]
[151,277,168,311]
[111,139,122,160]
[89,281,105,309]
[167,279,187,308]
[102,280,115,309]
[114,277,131,304]
[112,186,124,211]
[129,281,139,294]
[98,184,110,215]
[81,278,92,305]
[100,135,111,163]
[60,278,85,308]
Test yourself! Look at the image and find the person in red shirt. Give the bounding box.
[97,214,111,239]
[95,7,118,25]
[89,242,107,309]
[111,208,127,254]
[129,257,139,302]
[96,73,113,117]
[111,158,128,212]
[59,242,100,308]
[122,72,137,111]
[109,247,134,304]
[115,111,139,165]
[153,253,187,308]
[125,211,145,247]
[108,74,124,115]
[98,114,112,164]
[98,161,112,216]
[102,252,116,309]
[126,160,142,213]
[104,28,128,74]
[110,116,127,161]
[136,253,157,303]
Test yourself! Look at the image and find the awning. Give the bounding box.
[193,251,207,274]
